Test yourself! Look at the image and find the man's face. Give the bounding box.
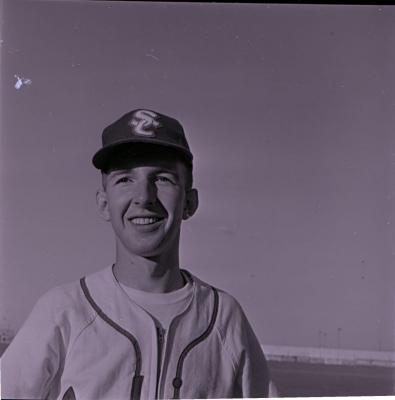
[97,155,196,258]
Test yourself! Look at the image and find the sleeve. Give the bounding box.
[234,312,271,397]
[221,296,270,398]
[1,289,69,400]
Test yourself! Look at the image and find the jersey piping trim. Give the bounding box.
[80,277,144,400]
[172,286,219,399]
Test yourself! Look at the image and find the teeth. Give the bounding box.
[131,217,160,225]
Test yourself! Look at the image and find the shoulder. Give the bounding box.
[3,272,100,359]
[38,266,110,309]
[30,268,110,330]
[188,272,264,351]
[36,277,86,315]
[186,270,247,327]
[215,288,251,341]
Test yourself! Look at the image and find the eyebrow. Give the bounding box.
[107,167,180,179]
[154,168,179,175]
[106,170,130,179]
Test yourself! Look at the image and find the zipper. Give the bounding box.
[155,325,165,398]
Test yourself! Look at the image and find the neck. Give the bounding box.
[113,243,184,293]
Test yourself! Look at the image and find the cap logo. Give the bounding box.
[129,110,160,136]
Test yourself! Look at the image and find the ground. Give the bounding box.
[1,344,394,396]
[268,360,395,397]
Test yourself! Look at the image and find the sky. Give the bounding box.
[0,0,394,351]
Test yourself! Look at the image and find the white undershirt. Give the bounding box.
[119,271,193,331]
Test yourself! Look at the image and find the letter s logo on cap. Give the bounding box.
[129,110,161,136]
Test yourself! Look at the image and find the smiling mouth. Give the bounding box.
[130,217,163,225]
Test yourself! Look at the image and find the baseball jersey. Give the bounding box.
[1,265,271,399]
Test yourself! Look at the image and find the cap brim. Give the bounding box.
[92,138,193,170]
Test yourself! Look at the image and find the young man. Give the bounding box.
[1,109,272,399]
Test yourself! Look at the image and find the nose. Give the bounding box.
[132,179,157,206]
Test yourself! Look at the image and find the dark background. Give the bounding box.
[1,0,394,396]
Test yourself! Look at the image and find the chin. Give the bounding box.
[119,231,179,259]
[126,242,167,258]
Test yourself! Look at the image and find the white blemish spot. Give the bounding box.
[146,53,159,61]
[14,75,32,90]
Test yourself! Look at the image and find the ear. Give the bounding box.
[183,188,199,220]
[96,189,111,221]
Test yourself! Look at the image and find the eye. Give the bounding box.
[115,176,132,184]
[156,175,175,184]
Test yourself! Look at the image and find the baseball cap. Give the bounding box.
[92,109,193,171]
